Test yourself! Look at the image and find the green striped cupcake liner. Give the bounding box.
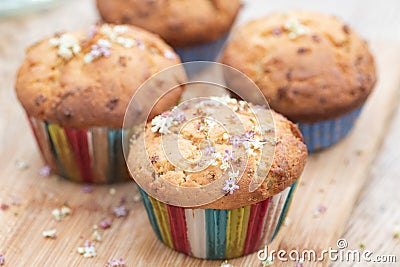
[139,181,297,260]
[28,116,130,183]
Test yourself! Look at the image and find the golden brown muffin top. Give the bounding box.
[15,24,183,129]
[96,0,242,47]
[221,11,377,123]
[127,96,307,209]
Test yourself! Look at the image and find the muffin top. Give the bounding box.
[15,24,183,129]
[127,96,307,209]
[96,0,242,47]
[221,11,377,123]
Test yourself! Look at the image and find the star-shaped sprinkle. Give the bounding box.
[113,205,128,218]
[84,39,112,64]
[39,165,51,177]
[223,179,239,195]
[284,17,310,39]
[223,150,235,161]
[49,34,81,60]
[100,218,112,229]
[230,135,243,147]
[250,138,267,150]
[16,160,29,170]
[106,258,126,267]
[77,241,96,258]
[52,205,72,221]
[204,143,216,156]
[42,229,57,239]
[116,37,136,48]
[151,113,174,134]
[313,205,327,217]
[81,186,93,193]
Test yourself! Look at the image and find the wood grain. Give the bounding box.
[0,1,400,266]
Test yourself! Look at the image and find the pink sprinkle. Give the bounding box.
[84,240,94,247]
[272,27,283,36]
[136,39,145,49]
[100,218,112,229]
[230,135,243,147]
[204,143,216,156]
[244,130,255,140]
[317,205,327,213]
[314,205,327,216]
[173,111,187,122]
[0,204,9,211]
[39,165,51,177]
[120,197,127,205]
[161,112,170,118]
[0,254,4,266]
[106,258,126,267]
[223,179,239,195]
[113,205,128,218]
[81,186,94,193]
[223,150,235,161]
[88,25,98,39]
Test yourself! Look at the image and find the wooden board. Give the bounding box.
[0,41,399,266]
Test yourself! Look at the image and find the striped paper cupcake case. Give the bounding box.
[175,34,228,63]
[298,107,362,153]
[139,182,297,260]
[27,116,130,184]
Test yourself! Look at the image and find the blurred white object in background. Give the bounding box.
[0,0,62,17]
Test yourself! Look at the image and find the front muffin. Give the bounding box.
[96,0,242,62]
[15,24,183,183]
[127,96,307,259]
[222,11,377,152]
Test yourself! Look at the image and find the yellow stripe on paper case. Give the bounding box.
[225,205,251,258]
[32,118,58,172]
[47,124,81,182]
[148,197,174,249]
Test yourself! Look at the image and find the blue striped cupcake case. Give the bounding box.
[139,182,297,260]
[298,107,362,153]
[175,34,228,63]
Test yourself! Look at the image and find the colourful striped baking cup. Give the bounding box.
[298,107,362,153]
[139,181,297,260]
[28,116,130,183]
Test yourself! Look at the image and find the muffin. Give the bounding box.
[15,23,184,183]
[96,0,242,62]
[221,11,377,152]
[127,96,307,259]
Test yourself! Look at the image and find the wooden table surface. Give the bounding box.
[0,0,399,266]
